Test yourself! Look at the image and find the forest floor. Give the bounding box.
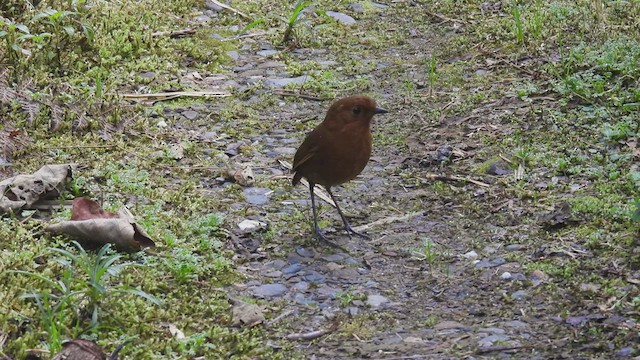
[1,0,639,359]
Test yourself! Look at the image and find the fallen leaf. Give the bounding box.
[46,197,156,253]
[226,163,255,186]
[168,323,186,339]
[0,164,73,214]
[230,298,265,327]
[51,339,107,360]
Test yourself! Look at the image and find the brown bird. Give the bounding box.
[292,96,388,243]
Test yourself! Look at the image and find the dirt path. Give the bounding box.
[165,2,639,358]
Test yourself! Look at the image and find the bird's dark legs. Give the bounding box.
[326,187,370,240]
[308,182,329,242]
[308,183,353,252]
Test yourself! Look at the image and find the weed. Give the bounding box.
[10,241,160,351]
[411,238,439,265]
[511,4,524,43]
[282,0,313,44]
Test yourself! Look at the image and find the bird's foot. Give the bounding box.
[314,225,351,253]
[345,224,370,240]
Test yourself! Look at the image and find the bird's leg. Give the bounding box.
[326,187,370,240]
[309,182,330,242]
[309,183,353,252]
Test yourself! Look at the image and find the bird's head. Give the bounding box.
[324,96,388,127]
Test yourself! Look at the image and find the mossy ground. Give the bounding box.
[1,0,639,358]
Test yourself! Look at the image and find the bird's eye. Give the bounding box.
[352,107,361,115]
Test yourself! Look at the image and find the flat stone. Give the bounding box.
[237,219,267,232]
[463,250,478,259]
[273,146,296,156]
[506,244,526,251]
[511,290,528,300]
[263,75,310,88]
[478,327,505,334]
[504,320,529,328]
[293,293,314,305]
[257,50,279,57]
[195,15,212,22]
[263,260,286,270]
[295,246,315,258]
[182,110,199,120]
[227,51,239,61]
[282,263,304,274]
[367,294,389,307]
[322,254,345,262]
[326,11,356,24]
[348,3,363,12]
[252,283,287,298]
[316,285,339,299]
[303,271,325,283]
[434,321,467,330]
[371,2,389,8]
[478,334,510,348]
[291,281,309,291]
[243,187,270,205]
[262,271,282,278]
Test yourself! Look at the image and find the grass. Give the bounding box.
[1,0,640,358]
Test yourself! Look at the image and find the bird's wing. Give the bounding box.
[292,132,321,171]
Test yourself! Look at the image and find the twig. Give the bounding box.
[151,29,196,38]
[278,160,336,207]
[272,90,326,101]
[267,309,295,327]
[285,321,339,341]
[221,30,273,42]
[208,0,251,19]
[421,174,490,187]
[119,91,232,102]
[352,211,423,233]
[476,345,536,354]
[424,10,468,24]
[43,145,117,149]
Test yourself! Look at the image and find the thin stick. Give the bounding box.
[286,321,339,341]
[151,29,196,38]
[43,145,117,149]
[208,0,251,19]
[352,211,423,233]
[267,309,295,327]
[476,345,536,354]
[272,90,326,101]
[119,91,232,102]
[278,160,336,207]
[422,174,491,187]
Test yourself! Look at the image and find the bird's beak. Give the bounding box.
[375,107,388,114]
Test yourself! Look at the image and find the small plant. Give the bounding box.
[426,54,439,96]
[11,241,161,347]
[282,0,313,44]
[411,238,439,265]
[336,291,364,307]
[511,4,525,43]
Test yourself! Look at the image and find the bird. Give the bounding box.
[292,95,388,244]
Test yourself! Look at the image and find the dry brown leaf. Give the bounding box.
[51,339,107,360]
[230,298,265,327]
[0,164,73,214]
[45,197,156,253]
[226,163,255,186]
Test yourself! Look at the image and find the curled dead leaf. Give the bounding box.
[229,297,265,327]
[46,197,156,253]
[226,163,255,186]
[49,339,128,360]
[0,164,73,214]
